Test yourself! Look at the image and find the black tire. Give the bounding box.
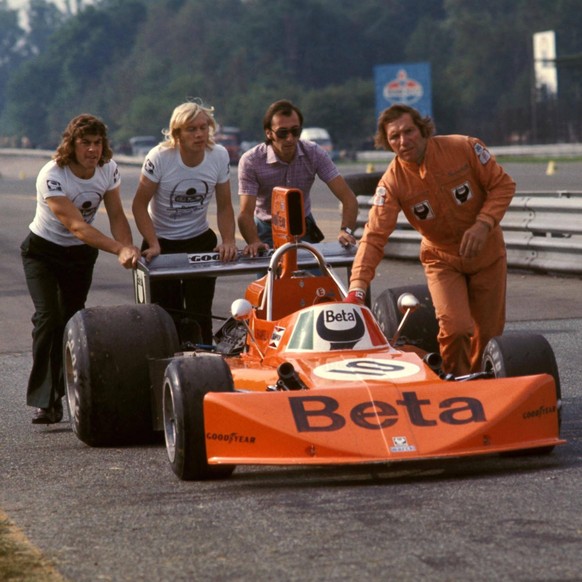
[372,284,440,353]
[64,304,179,447]
[482,333,561,455]
[163,355,236,480]
[344,172,384,196]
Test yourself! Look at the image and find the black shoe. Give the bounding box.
[31,398,63,425]
[52,398,64,423]
[32,407,53,424]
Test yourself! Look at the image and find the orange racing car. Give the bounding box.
[64,188,564,480]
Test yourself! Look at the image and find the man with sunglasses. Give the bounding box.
[238,99,358,255]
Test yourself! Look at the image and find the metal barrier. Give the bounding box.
[346,172,582,276]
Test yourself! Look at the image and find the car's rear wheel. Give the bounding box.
[482,333,561,455]
[64,304,179,446]
[163,355,236,481]
[372,284,440,353]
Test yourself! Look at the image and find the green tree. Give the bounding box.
[3,0,146,145]
[27,0,66,56]
[0,0,28,137]
[3,0,582,149]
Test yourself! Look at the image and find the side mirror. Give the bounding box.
[230,298,265,360]
[391,293,421,346]
[397,293,420,314]
[231,299,252,321]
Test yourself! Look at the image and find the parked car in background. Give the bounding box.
[129,135,158,158]
[301,127,337,159]
[215,126,242,165]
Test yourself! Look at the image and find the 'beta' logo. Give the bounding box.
[289,391,486,432]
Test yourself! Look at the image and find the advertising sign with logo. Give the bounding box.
[374,62,432,119]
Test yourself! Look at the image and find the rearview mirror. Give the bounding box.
[231,299,253,321]
[397,293,420,314]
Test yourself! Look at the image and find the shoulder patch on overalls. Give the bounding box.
[372,186,387,206]
[473,142,491,165]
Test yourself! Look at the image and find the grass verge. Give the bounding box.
[0,515,65,581]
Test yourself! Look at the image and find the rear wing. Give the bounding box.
[133,186,356,304]
[133,242,356,304]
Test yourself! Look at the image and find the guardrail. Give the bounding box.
[346,172,582,276]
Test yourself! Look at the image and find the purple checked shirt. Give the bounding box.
[238,140,340,221]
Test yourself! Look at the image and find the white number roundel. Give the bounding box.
[313,358,421,381]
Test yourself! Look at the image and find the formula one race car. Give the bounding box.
[64,188,564,480]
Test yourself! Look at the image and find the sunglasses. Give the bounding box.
[271,126,302,139]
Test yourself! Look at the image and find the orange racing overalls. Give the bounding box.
[350,135,516,375]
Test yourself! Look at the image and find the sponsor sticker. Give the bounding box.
[390,436,416,453]
[522,404,557,420]
[269,326,285,349]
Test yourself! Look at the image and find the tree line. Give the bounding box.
[1,0,581,151]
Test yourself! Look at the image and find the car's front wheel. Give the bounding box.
[482,333,561,455]
[163,355,236,480]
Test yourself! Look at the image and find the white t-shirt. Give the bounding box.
[30,159,121,247]
[142,144,230,240]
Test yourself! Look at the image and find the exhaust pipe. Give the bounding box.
[276,362,308,391]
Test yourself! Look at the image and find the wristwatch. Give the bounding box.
[341,226,354,236]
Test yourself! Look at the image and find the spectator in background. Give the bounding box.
[346,104,515,376]
[237,99,358,255]
[21,114,140,424]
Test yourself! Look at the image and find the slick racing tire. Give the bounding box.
[344,171,384,197]
[482,333,561,455]
[64,304,179,447]
[163,355,236,481]
[372,284,440,353]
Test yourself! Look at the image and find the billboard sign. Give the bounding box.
[374,62,432,119]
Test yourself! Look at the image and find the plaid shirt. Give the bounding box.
[238,140,340,221]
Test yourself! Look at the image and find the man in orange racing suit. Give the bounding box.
[346,105,516,376]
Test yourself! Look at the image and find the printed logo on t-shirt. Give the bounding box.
[451,182,473,205]
[71,191,103,223]
[170,179,209,213]
[144,159,155,175]
[46,179,62,192]
[411,200,434,220]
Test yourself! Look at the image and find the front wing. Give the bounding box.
[203,374,564,465]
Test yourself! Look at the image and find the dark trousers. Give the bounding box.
[21,232,98,408]
[146,229,217,345]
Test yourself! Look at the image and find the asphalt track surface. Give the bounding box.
[1,155,581,581]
